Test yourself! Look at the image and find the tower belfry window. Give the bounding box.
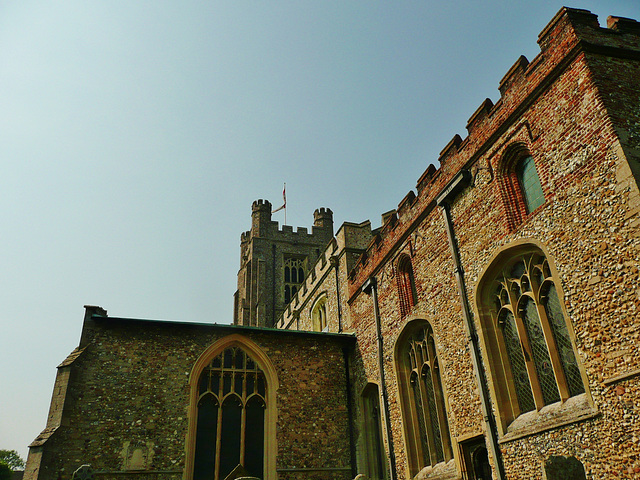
[284,257,305,304]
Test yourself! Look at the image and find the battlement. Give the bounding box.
[345,7,640,299]
[608,15,640,33]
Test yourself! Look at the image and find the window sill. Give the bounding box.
[499,393,599,443]
[414,458,459,480]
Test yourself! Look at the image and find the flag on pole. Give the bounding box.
[273,183,286,213]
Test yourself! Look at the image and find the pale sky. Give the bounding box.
[2,1,639,460]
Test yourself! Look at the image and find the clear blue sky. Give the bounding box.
[2,0,639,460]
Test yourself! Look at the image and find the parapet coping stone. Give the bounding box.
[90,314,356,342]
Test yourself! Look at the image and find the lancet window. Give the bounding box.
[498,145,546,230]
[516,155,545,214]
[311,295,328,332]
[397,255,417,318]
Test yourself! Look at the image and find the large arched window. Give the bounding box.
[395,321,452,476]
[311,294,328,332]
[477,245,585,430]
[396,255,417,318]
[186,336,278,480]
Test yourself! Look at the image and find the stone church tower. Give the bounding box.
[233,199,333,327]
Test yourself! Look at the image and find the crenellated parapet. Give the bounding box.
[345,7,640,300]
[245,199,334,242]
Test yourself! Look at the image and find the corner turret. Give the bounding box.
[251,199,273,237]
[313,207,333,230]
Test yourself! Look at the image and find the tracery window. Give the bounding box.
[284,257,305,304]
[397,255,417,318]
[396,321,452,476]
[311,294,328,332]
[478,246,585,429]
[193,346,266,480]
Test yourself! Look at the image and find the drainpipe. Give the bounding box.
[330,256,343,332]
[342,346,357,477]
[362,277,398,480]
[272,244,277,327]
[435,170,506,480]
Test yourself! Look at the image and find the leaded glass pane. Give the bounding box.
[517,156,545,213]
[223,373,232,396]
[219,396,243,480]
[199,371,209,395]
[411,374,430,467]
[510,261,525,279]
[211,372,220,396]
[194,395,218,480]
[422,367,444,463]
[499,309,535,413]
[521,297,560,405]
[245,396,266,479]
[543,284,585,396]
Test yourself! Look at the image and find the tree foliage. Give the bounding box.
[0,450,25,470]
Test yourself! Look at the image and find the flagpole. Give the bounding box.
[284,182,287,225]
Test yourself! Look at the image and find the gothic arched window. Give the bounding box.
[395,321,452,476]
[397,255,417,318]
[477,246,585,430]
[193,346,267,480]
[311,294,328,332]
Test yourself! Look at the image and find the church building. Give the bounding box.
[25,8,640,480]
